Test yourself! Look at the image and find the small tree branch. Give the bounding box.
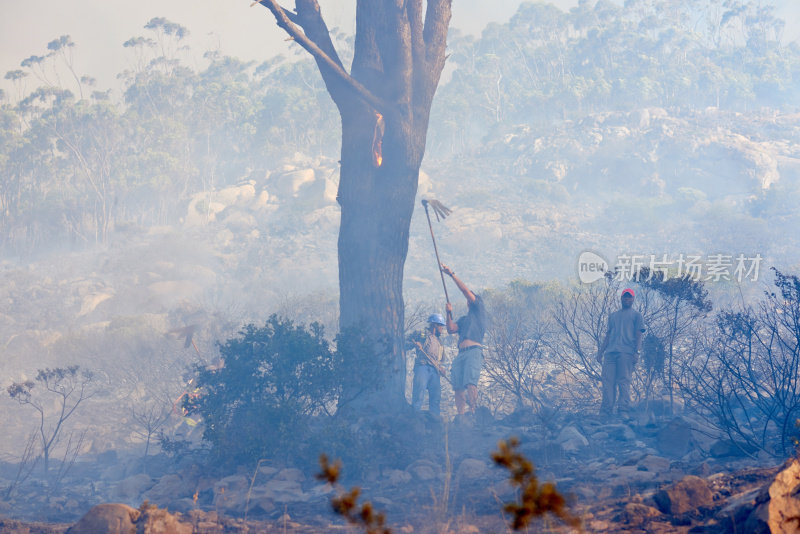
[294,0,343,70]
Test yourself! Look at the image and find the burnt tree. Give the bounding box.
[256,1,451,408]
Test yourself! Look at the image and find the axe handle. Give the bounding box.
[423,202,450,304]
[414,341,452,385]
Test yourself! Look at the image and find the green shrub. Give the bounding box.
[187,315,339,466]
[186,315,378,468]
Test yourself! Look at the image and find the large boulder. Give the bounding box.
[556,426,589,452]
[456,458,489,480]
[185,194,226,226]
[214,182,256,206]
[767,459,800,533]
[407,459,441,481]
[654,475,713,515]
[143,473,189,505]
[263,478,308,503]
[602,423,636,441]
[67,503,139,534]
[274,467,305,483]
[636,455,671,474]
[710,439,757,458]
[269,168,316,199]
[656,417,692,457]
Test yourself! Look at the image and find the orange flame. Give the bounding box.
[372,112,384,168]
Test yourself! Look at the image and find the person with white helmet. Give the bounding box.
[411,313,448,416]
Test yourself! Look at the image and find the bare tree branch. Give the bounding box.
[408,0,425,75]
[254,0,385,113]
[419,0,452,101]
[294,0,343,69]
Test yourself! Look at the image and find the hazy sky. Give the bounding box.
[1,0,798,95]
[0,0,572,93]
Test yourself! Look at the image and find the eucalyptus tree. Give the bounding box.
[46,35,85,99]
[24,88,126,244]
[254,0,452,409]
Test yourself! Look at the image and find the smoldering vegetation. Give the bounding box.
[3,270,800,530]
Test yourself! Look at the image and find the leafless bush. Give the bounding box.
[484,310,555,414]
[131,395,173,461]
[3,431,39,499]
[635,268,712,414]
[483,282,566,417]
[7,366,95,479]
[679,269,800,457]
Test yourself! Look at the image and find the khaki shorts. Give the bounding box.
[451,346,483,390]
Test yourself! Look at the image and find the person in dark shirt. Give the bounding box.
[441,264,487,416]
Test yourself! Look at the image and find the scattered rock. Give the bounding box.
[407,459,440,481]
[656,417,692,457]
[710,439,756,458]
[383,469,412,486]
[456,458,489,480]
[111,473,153,503]
[602,423,636,441]
[143,473,189,505]
[637,455,671,473]
[621,502,661,526]
[274,468,305,483]
[654,475,713,515]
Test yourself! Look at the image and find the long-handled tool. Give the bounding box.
[421,198,452,304]
[414,340,453,386]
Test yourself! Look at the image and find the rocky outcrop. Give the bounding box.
[767,459,800,533]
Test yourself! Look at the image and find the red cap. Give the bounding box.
[622,288,635,297]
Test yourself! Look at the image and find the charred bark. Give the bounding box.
[257,0,451,410]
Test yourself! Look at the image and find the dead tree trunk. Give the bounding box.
[258,0,451,409]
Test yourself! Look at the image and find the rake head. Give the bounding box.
[422,198,452,222]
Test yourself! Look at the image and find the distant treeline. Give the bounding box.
[429,0,800,152]
[0,1,797,253]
